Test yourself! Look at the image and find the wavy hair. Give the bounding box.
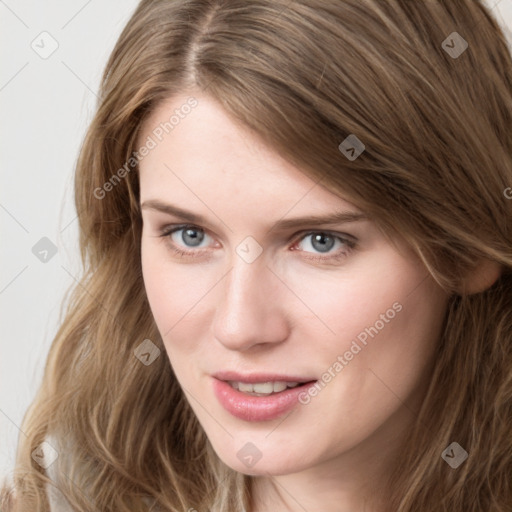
[2,0,512,510]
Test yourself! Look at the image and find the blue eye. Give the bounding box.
[298,232,348,253]
[158,224,356,263]
[292,231,355,262]
[172,226,208,248]
[158,225,213,259]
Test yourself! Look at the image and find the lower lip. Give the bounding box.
[212,378,317,422]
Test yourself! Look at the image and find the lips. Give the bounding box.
[211,372,317,422]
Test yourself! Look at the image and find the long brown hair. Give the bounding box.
[2,0,512,510]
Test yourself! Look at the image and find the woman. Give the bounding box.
[2,0,511,510]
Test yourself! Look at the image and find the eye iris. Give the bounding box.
[311,233,335,253]
[182,228,204,247]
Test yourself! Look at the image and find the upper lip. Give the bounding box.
[212,371,317,384]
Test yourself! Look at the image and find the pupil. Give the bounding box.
[312,233,334,253]
[183,228,204,247]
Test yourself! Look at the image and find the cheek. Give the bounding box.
[369,275,448,377]
[283,255,411,348]
[141,241,215,354]
[141,243,172,331]
[295,250,447,374]
[335,267,446,413]
[296,261,447,444]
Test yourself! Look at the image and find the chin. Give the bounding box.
[212,441,313,477]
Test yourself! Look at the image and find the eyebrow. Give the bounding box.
[140,199,367,232]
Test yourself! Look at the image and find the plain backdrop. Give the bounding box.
[1,0,512,482]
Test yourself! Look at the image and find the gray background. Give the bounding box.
[1,0,511,481]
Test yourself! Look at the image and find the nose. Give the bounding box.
[212,254,290,352]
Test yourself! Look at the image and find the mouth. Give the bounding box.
[211,372,318,421]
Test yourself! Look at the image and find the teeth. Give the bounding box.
[238,382,255,393]
[229,381,301,395]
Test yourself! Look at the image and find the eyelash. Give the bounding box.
[157,224,356,263]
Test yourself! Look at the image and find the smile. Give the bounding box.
[212,375,317,422]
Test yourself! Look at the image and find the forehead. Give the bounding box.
[137,93,362,222]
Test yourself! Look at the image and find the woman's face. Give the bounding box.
[138,92,449,479]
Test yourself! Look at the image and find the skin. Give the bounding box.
[138,91,451,512]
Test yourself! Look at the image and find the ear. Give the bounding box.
[459,259,502,295]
